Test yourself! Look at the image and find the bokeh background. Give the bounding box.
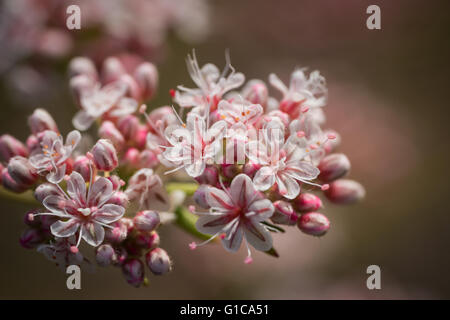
[1,0,449,299]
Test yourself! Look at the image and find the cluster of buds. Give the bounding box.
[1,51,364,286]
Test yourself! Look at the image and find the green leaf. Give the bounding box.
[174,206,211,241]
[264,247,280,258]
[166,182,198,196]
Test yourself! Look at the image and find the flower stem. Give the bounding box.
[174,206,211,241]
[165,182,198,196]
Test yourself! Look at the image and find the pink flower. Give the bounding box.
[194,174,274,260]
[29,130,81,184]
[163,113,227,177]
[37,236,84,270]
[125,168,168,210]
[36,171,125,247]
[248,122,320,199]
[174,52,245,114]
[216,100,263,128]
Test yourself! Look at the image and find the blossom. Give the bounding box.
[29,130,81,184]
[72,81,138,131]
[216,99,263,128]
[269,69,327,118]
[125,168,168,210]
[174,52,245,114]
[36,171,125,247]
[37,236,84,269]
[163,113,227,177]
[194,174,274,261]
[248,122,320,199]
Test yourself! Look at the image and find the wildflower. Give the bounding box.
[293,193,323,213]
[297,212,330,237]
[193,174,274,262]
[37,237,84,269]
[269,68,327,119]
[174,52,245,114]
[318,153,351,182]
[35,171,125,248]
[122,259,145,287]
[146,248,172,275]
[133,210,160,232]
[125,168,168,210]
[324,179,366,204]
[7,156,38,187]
[91,139,119,171]
[163,113,227,177]
[29,130,81,184]
[96,244,117,267]
[28,108,59,135]
[216,100,263,128]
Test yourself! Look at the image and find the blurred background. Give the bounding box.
[0,0,449,299]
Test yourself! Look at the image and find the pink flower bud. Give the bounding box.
[135,231,160,250]
[69,74,96,106]
[91,139,118,171]
[193,185,210,209]
[133,211,160,232]
[118,74,142,101]
[117,115,139,140]
[105,220,128,244]
[68,57,98,80]
[123,147,140,168]
[98,121,125,150]
[294,193,323,213]
[297,212,330,237]
[7,156,38,187]
[324,179,365,205]
[107,191,129,207]
[0,135,28,162]
[145,248,172,276]
[138,150,159,168]
[34,183,65,202]
[194,166,219,185]
[272,200,298,225]
[1,168,27,193]
[122,259,144,287]
[102,57,126,84]
[243,162,261,178]
[221,164,238,179]
[28,109,58,135]
[134,125,148,149]
[73,156,93,182]
[318,153,351,182]
[26,135,40,155]
[243,80,268,107]
[134,62,158,101]
[19,228,44,249]
[96,244,117,267]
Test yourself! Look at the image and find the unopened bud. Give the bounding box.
[193,185,210,209]
[243,162,261,178]
[34,183,65,202]
[138,150,159,168]
[91,139,118,171]
[2,168,27,193]
[135,231,160,250]
[324,179,365,205]
[134,62,158,101]
[117,115,139,140]
[243,80,268,107]
[105,220,128,243]
[28,109,58,135]
[221,164,238,180]
[297,212,330,236]
[118,74,141,101]
[133,211,160,232]
[72,156,92,182]
[272,201,298,225]
[7,156,38,187]
[146,248,172,275]
[99,121,125,150]
[96,244,117,267]
[318,153,351,182]
[102,57,125,84]
[123,148,140,168]
[68,56,98,80]
[107,191,129,207]
[19,228,43,249]
[69,74,96,106]
[122,259,144,287]
[294,193,323,213]
[0,135,28,162]
[195,166,219,185]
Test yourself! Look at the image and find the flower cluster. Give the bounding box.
[0,52,364,286]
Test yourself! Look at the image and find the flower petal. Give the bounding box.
[205,187,234,210]
[43,195,69,216]
[230,174,257,208]
[248,199,274,221]
[73,110,95,131]
[50,219,79,238]
[66,171,87,205]
[88,177,114,207]
[243,221,273,252]
[253,166,276,191]
[276,173,300,199]
[222,223,243,253]
[196,214,234,235]
[46,163,67,184]
[81,222,105,247]
[94,204,125,224]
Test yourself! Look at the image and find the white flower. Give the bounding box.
[216,99,263,128]
[194,174,274,261]
[163,113,227,177]
[248,121,320,199]
[174,52,245,114]
[125,168,168,210]
[29,130,81,184]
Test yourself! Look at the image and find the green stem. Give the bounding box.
[165,182,198,196]
[0,187,38,206]
[174,206,211,241]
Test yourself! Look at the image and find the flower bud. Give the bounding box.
[98,121,125,150]
[194,166,218,185]
[271,201,298,225]
[123,147,140,168]
[221,164,238,180]
[34,183,64,202]
[324,179,365,205]
[133,211,160,232]
[318,153,351,182]
[118,74,141,101]
[117,115,139,140]
[134,125,148,149]
[297,212,330,237]
[0,135,28,162]
[73,155,92,182]
[122,259,144,287]
[107,191,129,207]
[139,150,159,168]
[7,156,38,187]
[28,109,58,135]
[102,57,125,84]
[26,135,41,155]
[68,57,98,80]
[134,62,158,101]
[96,244,117,267]
[40,215,57,231]
[243,162,261,178]
[294,193,323,213]
[105,220,128,244]
[91,139,118,171]
[146,248,172,276]
[243,80,268,107]
[1,168,27,193]
[19,228,44,249]
[193,185,210,209]
[135,231,160,250]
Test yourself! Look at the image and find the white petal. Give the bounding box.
[276,173,300,199]
[248,199,275,221]
[243,221,272,252]
[284,161,320,181]
[66,171,87,205]
[268,73,288,95]
[196,214,233,235]
[205,187,234,210]
[46,164,67,184]
[222,224,243,253]
[253,166,276,191]
[81,222,105,247]
[230,174,257,208]
[65,130,81,150]
[72,110,95,131]
[43,195,68,216]
[94,204,125,224]
[88,177,114,207]
[50,219,79,238]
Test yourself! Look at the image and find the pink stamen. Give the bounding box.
[188,205,196,213]
[70,246,79,254]
[327,133,336,140]
[297,131,305,138]
[139,104,147,114]
[27,213,34,222]
[244,256,253,264]
[189,242,197,250]
[169,89,176,98]
[301,106,309,113]
[321,184,330,191]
